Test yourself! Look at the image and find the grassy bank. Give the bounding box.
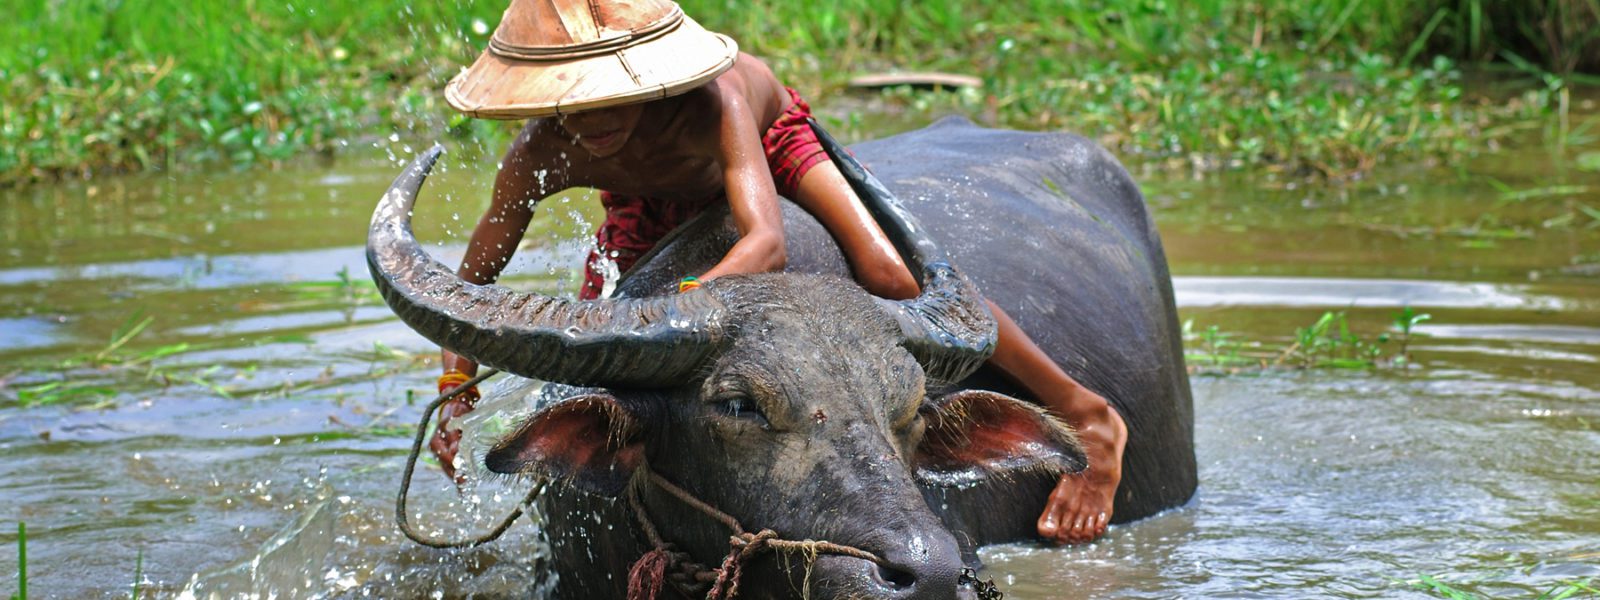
[2,0,1594,186]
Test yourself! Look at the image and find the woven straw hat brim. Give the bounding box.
[446,18,738,119]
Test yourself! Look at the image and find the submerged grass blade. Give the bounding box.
[1414,574,1482,599]
[130,547,142,600]
[97,312,155,363]
[13,521,24,600]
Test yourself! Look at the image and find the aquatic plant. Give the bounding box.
[1182,306,1445,373]
[1180,319,1261,368]
[1387,305,1433,363]
[130,548,143,600]
[9,522,23,600]
[2,291,435,409]
[10,311,190,408]
[1408,572,1600,599]
[1284,311,1385,369]
[1413,574,1481,599]
[288,267,381,307]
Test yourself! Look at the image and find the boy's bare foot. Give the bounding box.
[1036,385,1127,544]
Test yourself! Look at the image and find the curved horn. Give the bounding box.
[806,120,997,383]
[366,145,726,387]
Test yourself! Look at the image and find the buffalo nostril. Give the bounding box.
[874,563,917,590]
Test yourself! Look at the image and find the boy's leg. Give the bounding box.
[987,299,1127,544]
[793,156,1127,544]
[791,163,920,300]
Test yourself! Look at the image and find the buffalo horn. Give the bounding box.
[806,120,998,383]
[366,145,726,388]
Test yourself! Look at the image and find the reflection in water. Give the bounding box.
[0,144,1596,598]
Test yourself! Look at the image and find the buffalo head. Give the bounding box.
[367,130,1086,598]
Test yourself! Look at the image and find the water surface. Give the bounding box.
[1,127,1597,598]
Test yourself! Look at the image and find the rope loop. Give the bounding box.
[395,369,539,549]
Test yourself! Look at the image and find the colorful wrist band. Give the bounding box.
[678,277,702,293]
[438,370,471,390]
[438,370,478,404]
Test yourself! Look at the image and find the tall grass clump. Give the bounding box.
[1408,0,1600,76]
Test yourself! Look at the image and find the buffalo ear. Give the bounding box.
[913,390,1086,487]
[484,394,645,497]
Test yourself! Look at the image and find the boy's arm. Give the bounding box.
[699,85,786,281]
[435,126,559,484]
[441,127,554,375]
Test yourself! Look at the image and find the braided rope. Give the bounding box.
[626,470,886,599]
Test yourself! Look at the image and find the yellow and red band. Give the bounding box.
[438,369,480,401]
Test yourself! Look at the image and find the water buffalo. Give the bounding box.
[368,117,1196,599]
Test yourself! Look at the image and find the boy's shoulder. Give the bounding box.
[717,55,787,123]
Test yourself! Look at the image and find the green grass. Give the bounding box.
[0,0,1594,185]
[1409,0,1600,76]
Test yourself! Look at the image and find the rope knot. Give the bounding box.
[731,529,778,555]
[708,530,780,599]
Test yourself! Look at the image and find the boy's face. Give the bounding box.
[558,104,646,158]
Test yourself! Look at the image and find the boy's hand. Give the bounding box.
[431,371,480,486]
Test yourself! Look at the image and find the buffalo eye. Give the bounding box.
[714,392,771,430]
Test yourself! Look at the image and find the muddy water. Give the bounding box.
[1,134,1597,599]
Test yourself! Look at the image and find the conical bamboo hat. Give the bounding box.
[446,0,738,119]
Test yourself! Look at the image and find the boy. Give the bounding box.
[430,0,1127,544]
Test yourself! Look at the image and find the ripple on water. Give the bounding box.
[0,316,70,350]
[1173,276,1573,310]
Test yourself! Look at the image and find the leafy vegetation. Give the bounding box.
[1182,306,1434,373]
[2,0,1595,186]
[1388,305,1432,363]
